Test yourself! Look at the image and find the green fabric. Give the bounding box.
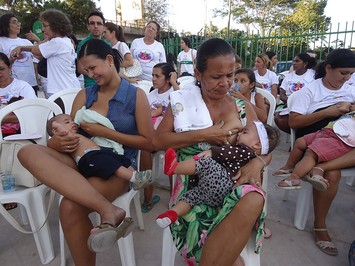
[169,98,265,265]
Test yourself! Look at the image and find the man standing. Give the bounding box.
[77,11,109,87]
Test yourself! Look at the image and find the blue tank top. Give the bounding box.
[85,78,138,168]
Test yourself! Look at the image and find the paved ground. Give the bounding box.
[0,132,354,266]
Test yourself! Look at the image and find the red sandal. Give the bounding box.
[164,148,178,175]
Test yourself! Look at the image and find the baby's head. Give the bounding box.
[47,114,78,136]
[237,121,279,155]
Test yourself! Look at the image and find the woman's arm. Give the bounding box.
[177,62,181,78]
[289,102,350,128]
[279,89,288,104]
[120,53,134,68]
[253,93,268,123]
[244,100,258,122]
[11,44,43,59]
[169,72,180,91]
[271,84,278,99]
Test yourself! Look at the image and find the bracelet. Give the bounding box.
[256,155,267,173]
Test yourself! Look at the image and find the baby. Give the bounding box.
[47,114,152,190]
[156,121,279,228]
[274,109,355,191]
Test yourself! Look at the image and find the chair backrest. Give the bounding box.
[135,80,153,95]
[285,91,299,150]
[0,98,63,145]
[47,88,81,115]
[255,88,276,126]
[177,76,195,89]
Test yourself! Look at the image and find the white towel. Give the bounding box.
[74,107,124,155]
[170,84,213,132]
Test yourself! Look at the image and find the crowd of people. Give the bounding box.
[0,7,354,266]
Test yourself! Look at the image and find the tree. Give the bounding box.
[214,0,299,36]
[143,0,168,28]
[0,0,98,35]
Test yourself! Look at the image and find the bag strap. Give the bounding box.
[0,189,56,234]
[191,49,195,69]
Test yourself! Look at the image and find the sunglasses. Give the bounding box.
[88,21,103,26]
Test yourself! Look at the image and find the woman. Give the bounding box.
[265,51,278,71]
[18,39,153,266]
[153,38,269,265]
[11,9,80,98]
[287,49,355,256]
[254,54,279,98]
[0,13,38,94]
[274,53,316,134]
[130,21,166,81]
[177,37,197,78]
[141,62,179,213]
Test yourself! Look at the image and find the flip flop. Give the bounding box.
[141,195,160,213]
[314,228,338,256]
[164,148,178,176]
[303,174,328,191]
[272,168,293,177]
[87,217,134,253]
[275,179,301,190]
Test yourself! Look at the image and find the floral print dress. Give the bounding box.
[169,98,265,265]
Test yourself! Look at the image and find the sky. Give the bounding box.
[97,0,355,34]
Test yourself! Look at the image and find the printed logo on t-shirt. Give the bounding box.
[288,81,305,94]
[137,49,154,63]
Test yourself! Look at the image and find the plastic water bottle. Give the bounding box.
[1,173,16,192]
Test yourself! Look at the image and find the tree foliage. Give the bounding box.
[143,0,168,28]
[0,0,98,35]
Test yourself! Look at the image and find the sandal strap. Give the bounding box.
[313,167,324,173]
[314,228,328,232]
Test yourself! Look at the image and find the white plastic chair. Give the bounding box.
[0,98,63,264]
[59,151,144,266]
[134,80,153,95]
[177,76,195,89]
[47,88,81,115]
[161,176,260,266]
[255,88,276,214]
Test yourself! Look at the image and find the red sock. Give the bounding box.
[164,148,178,175]
[156,210,178,224]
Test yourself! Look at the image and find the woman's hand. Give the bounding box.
[48,130,80,153]
[325,102,351,117]
[203,120,239,146]
[232,156,267,188]
[25,31,41,43]
[10,47,24,60]
[79,122,108,137]
[198,150,212,158]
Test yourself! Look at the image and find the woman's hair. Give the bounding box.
[257,54,272,70]
[153,62,176,85]
[296,52,317,69]
[315,49,355,79]
[78,39,123,72]
[196,38,234,74]
[146,21,161,41]
[235,68,256,84]
[264,124,280,153]
[104,22,126,42]
[181,37,192,48]
[87,10,105,24]
[166,53,177,66]
[235,54,242,65]
[0,52,11,67]
[68,33,79,48]
[265,51,276,60]
[40,9,72,36]
[0,13,15,37]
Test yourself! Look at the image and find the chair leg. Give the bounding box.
[19,204,29,225]
[133,192,144,230]
[117,233,136,266]
[59,221,66,266]
[27,190,55,264]
[346,176,355,186]
[294,182,312,230]
[161,227,177,266]
[261,167,268,215]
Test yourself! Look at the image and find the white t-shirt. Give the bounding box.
[177,48,197,76]
[39,37,80,94]
[289,78,355,115]
[112,41,131,58]
[346,73,355,86]
[130,38,166,81]
[280,69,315,96]
[254,69,279,93]
[0,37,38,86]
[0,78,36,105]
[147,87,173,115]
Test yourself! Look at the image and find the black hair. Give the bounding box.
[315,49,355,79]
[68,33,79,47]
[196,38,234,75]
[153,62,176,85]
[181,37,192,48]
[235,68,256,84]
[0,52,11,67]
[78,39,122,71]
[235,54,242,65]
[104,22,126,42]
[265,51,276,60]
[296,52,317,69]
[40,9,72,37]
[264,124,280,153]
[0,13,16,37]
[87,10,105,24]
[166,53,177,66]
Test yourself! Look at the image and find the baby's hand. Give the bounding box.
[52,121,68,135]
[198,150,212,158]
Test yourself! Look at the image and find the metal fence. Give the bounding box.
[162,21,355,72]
